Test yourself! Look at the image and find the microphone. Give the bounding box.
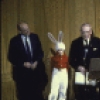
[84,48,88,58]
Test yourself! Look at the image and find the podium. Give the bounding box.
[75,58,100,85]
[74,58,100,100]
[89,58,100,81]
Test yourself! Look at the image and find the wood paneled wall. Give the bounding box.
[1,0,100,100]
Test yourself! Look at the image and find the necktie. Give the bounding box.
[25,37,31,61]
[85,40,88,46]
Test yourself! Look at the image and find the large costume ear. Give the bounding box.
[58,31,63,42]
[48,32,57,44]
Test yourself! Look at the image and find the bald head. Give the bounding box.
[17,22,30,35]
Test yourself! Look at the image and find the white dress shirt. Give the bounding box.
[83,38,90,46]
[21,35,33,56]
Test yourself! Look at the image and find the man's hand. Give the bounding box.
[24,62,31,68]
[78,65,86,75]
[31,61,38,70]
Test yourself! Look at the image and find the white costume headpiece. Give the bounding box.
[48,31,65,51]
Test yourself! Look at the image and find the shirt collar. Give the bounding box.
[83,38,90,45]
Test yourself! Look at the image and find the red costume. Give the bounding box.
[51,52,69,70]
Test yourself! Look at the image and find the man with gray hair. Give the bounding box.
[69,23,100,100]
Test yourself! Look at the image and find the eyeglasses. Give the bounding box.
[81,30,90,34]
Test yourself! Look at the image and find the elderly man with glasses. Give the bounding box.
[69,23,100,100]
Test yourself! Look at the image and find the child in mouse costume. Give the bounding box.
[48,31,69,100]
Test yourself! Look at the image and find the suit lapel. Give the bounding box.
[80,38,85,54]
[18,34,26,53]
[80,38,86,58]
[29,34,35,56]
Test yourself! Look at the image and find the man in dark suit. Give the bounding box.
[8,22,48,100]
[69,23,100,100]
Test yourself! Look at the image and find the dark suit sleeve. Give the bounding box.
[69,41,78,70]
[35,34,44,62]
[8,38,24,67]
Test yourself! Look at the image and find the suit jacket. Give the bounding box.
[69,36,100,71]
[8,33,48,88]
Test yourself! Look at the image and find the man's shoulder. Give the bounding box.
[30,33,38,37]
[30,33,40,39]
[10,34,20,42]
[72,37,82,44]
[92,36,100,41]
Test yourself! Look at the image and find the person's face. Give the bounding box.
[58,50,64,55]
[81,26,92,40]
[19,23,30,35]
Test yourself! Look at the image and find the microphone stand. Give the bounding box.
[83,48,88,100]
[83,57,87,100]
